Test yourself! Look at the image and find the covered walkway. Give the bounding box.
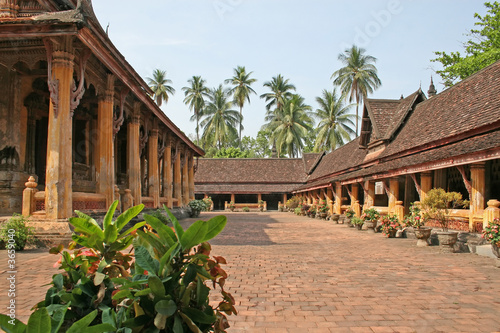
[1,212,500,332]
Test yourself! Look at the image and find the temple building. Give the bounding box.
[196,60,500,232]
[0,0,203,232]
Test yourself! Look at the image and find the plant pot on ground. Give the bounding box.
[404,203,432,246]
[482,218,500,258]
[380,214,401,238]
[352,217,364,230]
[331,214,340,223]
[420,188,469,253]
[361,208,380,233]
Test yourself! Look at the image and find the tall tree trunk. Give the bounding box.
[239,105,243,148]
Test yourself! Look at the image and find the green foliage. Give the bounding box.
[351,217,364,226]
[202,197,213,211]
[420,188,469,231]
[147,69,175,106]
[361,208,380,222]
[0,214,36,251]
[182,76,210,143]
[317,200,329,213]
[404,203,425,229]
[345,208,355,219]
[150,209,172,226]
[188,200,208,218]
[2,202,235,332]
[482,218,500,246]
[242,207,250,212]
[286,196,301,210]
[213,147,250,158]
[433,2,500,87]
[294,207,302,215]
[380,214,401,236]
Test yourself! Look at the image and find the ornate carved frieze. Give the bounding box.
[113,87,129,136]
[139,121,149,153]
[70,48,91,116]
[42,37,59,117]
[456,165,472,199]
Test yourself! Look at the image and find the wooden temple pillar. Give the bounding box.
[363,180,375,209]
[470,162,486,230]
[350,184,360,217]
[334,182,342,214]
[188,152,195,202]
[148,128,160,208]
[420,171,433,202]
[162,135,173,208]
[173,142,182,207]
[127,107,141,205]
[231,193,235,203]
[182,149,189,206]
[44,36,74,219]
[325,187,334,215]
[388,178,399,214]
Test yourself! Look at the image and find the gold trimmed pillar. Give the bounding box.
[420,171,433,202]
[127,109,141,205]
[163,135,172,208]
[182,149,189,206]
[470,162,486,230]
[148,129,160,208]
[364,180,375,209]
[45,36,74,219]
[188,152,195,201]
[388,178,399,213]
[173,143,182,207]
[334,182,342,214]
[97,74,115,207]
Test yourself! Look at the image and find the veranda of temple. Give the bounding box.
[0,0,202,233]
[196,61,500,232]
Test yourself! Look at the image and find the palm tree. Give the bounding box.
[182,76,210,143]
[200,85,241,149]
[224,66,257,146]
[146,69,176,107]
[260,75,296,157]
[272,94,313,158]
[331,45,381,136]
[313,89,357,152]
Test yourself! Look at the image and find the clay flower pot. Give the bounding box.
[436,231,458,253]
[414,227,432,247]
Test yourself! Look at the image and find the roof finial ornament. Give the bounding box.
[400,94,404,100]
[428,76,437,98]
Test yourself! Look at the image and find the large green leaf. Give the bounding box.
[117,221,147,239]
[201,215,227,242]
[0,314,27,333]
[103,223,118,245]
[159,243,180,274]
[26,308,51,333]
[180,220,208,251]
[65,310,98,333]
[136,230,167,257]
[164,205,183,240]
[155,300,177,316]
[173,315,183,333]
[180,313,202,333]
[148,275,166,298]
[143,214,176,247]
[49,303,69,333]
[182,308,216,325]
[81,323,116,333]
[103,200,119,230]
[69,217,104,239]
[135,246,159,276]
[116,204,145,232]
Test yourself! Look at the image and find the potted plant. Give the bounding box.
[0,214,36,251]
[278,203,285,212]
[361,208,380,233]
[258,200,265,212]
[317,200,329,219]
[242,206,250,212]
[420,188,469,252]
[482,218,500,258]
[228,201,236,212]
[301,204,311,216]
[203,196,213,211]
[404,202,432,246]
[345,208,355,226]
[188,199,206,218]
[307,205,317,218]
[351,217,364,230]
[380,214,401,238]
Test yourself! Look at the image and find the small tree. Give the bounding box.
[420,188,469,231]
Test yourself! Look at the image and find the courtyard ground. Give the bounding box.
[1,211,500,332]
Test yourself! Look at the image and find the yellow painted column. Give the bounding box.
[364,181,375,209]
[163,136,172,208]
[334,182,342,214]
[45,36,74,219]
[351,184,359,206]
[470,162,486,230]
[188,152,195,201]
[231,193,235,203]
[388,178,399,214]
[182,150,189,206]
[326,188,334,215]
[97,74,115,207]
[420,172,433,202]
[127,111,141,205]
[173,143,182,207]
[148,129,160,208]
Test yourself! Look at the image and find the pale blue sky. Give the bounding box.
[92,0,485,140]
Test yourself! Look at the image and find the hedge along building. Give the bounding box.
[0,0,203,232]
[293,61,500,232]
[194,155,323,210]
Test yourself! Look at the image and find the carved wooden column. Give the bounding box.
[96,74,115,207]
[148,129,160,208]
[351,184,359,206]
[127,108,141,205]
[44,36,74,219]
[182,150,189,206]
[325,188,334,215]
[363,180,375,209]
[173,142,182,207]
[420,172,433,202]
[188,152,195,202]
[334,182,342,214]
[471,162,486,230]
[163,135,172,208]
[388,178,399,213]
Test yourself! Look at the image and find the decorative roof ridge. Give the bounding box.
[302,152,325,175]
[382,89,426,141]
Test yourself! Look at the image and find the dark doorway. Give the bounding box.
[262,194,282,210]
[35,117,48,187]
[211,194,232,210]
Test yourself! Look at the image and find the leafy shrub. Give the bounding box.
[380,214,401,236]
[286,196,301,210]
[483,218,500,246]
[404,203,425,229]
[345,208,355,219]
[0,202,236,333]
[420,188,469,231]
[0,214,35,251]
[242,206,250,212]
[202,197,213,211]
[361,208,379,222]
[188,199,207,218]
[150,209,172,225]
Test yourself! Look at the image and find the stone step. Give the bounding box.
[475,244,498,259]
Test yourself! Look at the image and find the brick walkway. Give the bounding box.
[1,212,500,332]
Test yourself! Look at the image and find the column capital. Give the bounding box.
[150,128,160,138]
[470,162,486,170]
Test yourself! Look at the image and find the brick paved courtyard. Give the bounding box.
[1,211,500,332]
